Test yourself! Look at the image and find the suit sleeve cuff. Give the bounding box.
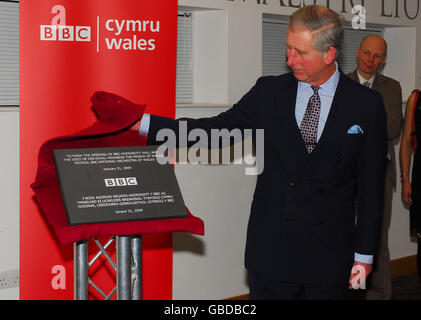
[354,252,373,264]
[139,113,150,136]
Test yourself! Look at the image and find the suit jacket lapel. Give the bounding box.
[311,71,348,155]
[371,74,384,92]
[273,74,309,170]
[282,76,309,155]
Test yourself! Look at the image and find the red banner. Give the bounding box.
[20,0,177,299]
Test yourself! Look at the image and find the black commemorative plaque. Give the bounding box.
[53,146,187,225]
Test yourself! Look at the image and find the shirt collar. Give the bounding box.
[357,70,375,88]
[298,62,340,97]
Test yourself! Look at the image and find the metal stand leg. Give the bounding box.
[117,236,132,300]
[131,235,142,300]
[75,240,89,300]
[74,235,144,300]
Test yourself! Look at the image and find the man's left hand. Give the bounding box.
[130,120,140,132]
[348,261,372,289]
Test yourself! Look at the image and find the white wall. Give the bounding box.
[192,10,229,104]
[173,107,255,298]
[227,8,262,102]
[0,108,19,299]
[383,27,417,101]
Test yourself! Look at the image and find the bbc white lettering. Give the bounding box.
[40,25,91,42]
[105,19,160,36]
[105,37,155,51]
[40,5,160,51]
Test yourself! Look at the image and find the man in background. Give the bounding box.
[348,35,403,300]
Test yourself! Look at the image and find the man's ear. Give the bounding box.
[323,46,337,65]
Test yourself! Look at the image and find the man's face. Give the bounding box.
[356,36,386,79]
[286,27,335,86]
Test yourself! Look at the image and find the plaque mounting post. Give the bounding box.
[74,235,142,300]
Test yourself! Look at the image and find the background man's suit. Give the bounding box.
[348,70,403,299]
[147,71,387,286]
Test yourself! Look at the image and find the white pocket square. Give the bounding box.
[347,125,363,134]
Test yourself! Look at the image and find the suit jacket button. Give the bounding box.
[289,182,294,189]
[286,218,293,223]
[317,221,323,227]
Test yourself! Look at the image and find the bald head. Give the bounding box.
[356,35,387,80]
[360,35,387,56]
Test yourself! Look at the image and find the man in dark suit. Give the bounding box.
[132,5,387,299]
[348,35,403,300]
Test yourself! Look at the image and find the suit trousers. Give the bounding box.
[366,160,393,300]
[250,272,348,300]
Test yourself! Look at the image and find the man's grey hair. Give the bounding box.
[289,5,344,56]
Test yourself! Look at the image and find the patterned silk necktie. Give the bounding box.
[363,81,370,88]
[300,86,321,153]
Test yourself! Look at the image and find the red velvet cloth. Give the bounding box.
[31,91,204,245]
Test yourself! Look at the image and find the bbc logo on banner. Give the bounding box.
[104,177,138,187]
[40,25,91,42]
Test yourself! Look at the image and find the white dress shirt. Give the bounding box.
[295,62,340,141]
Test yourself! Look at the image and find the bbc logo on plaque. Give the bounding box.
[104,177,138,187]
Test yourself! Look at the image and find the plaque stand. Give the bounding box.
[74,235,142,300]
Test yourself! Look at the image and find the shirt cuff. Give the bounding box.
[354,252,373,264]
[139,113,150,136]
